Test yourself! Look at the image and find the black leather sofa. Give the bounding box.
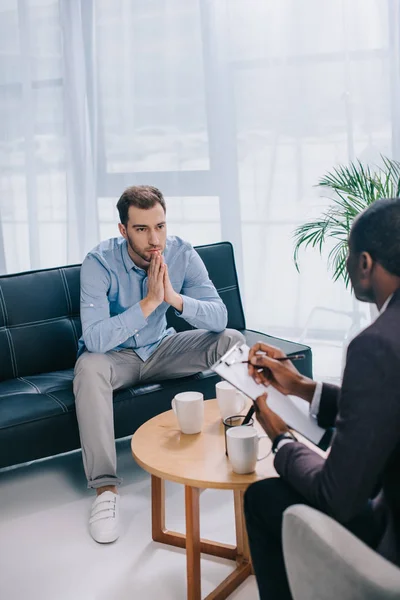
[0,242,312,469]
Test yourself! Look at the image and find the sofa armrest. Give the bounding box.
[283,505,400,600]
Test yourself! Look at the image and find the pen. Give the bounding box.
[241,404,255,426]
[240,353,306,364]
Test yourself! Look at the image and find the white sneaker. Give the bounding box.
[89,491,120,543]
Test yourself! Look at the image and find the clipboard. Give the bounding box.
[211,342,331,449]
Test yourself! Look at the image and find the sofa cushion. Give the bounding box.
[0,366,220,468]
[0,392,66,430]
[0,366,217,430]
[0,329,312,432]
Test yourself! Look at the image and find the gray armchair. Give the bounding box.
[283,504,400,600]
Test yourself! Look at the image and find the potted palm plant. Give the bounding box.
[293,156,400,287]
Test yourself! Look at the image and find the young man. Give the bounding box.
[73,185,244,543]
[245,197,400,599]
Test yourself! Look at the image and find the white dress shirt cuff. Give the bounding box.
[310,381,323,418]
[177,294,197,320]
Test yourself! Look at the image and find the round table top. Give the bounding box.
[131,399,277,490]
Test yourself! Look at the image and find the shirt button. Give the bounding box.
[89,304,94,307]
[136,334,139,337]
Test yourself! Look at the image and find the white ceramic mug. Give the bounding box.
[171,391,204,434]
[216,381,246,421]
[226,426,270,474]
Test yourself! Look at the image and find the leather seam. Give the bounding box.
[4,329,17,377]
[5,315,79,330]
[45,392,68,413]
[217,285,238,293]
[18,379,69,413]
[0,410,72,431]
[0,285,7,325]
[17,376,41,394]
[0,379,74,398]
[59,269,72,313]
[70,318,79,346]
[59,268,78,346]
[0,390,31,398]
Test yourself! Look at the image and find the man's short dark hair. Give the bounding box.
[116,185,166,225]
[350,197,400,277]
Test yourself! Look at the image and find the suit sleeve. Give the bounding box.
[317,383,341,429]
[274,332,400,523]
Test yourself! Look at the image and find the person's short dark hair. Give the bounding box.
[350,197,400,277]
[116,185,166,225]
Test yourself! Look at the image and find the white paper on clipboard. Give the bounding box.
[211,342,327,447]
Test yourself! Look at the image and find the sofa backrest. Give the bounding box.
[166,242,246,334]
[0,241,245,381]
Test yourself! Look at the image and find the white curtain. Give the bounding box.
[1,0,399,379]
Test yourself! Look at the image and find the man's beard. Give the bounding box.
[127,237,162,264]
[351,280,375,304]
[354,287,375,303]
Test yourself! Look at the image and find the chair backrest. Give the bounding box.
[283,504,400,600]
[0,241,245,381]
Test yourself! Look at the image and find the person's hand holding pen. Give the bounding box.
[247,342,317,404]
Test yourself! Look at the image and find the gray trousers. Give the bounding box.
[73,328,244,488]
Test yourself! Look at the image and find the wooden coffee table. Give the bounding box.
[131,398,277,600]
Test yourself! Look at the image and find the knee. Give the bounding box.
[245,478,282,522]
[244,480,264,521]
[227,328,246,347]
[217,328,245,356]
[74,351,111,382]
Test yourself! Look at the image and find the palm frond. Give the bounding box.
[293,155,400,286]
[328,241,349,286]
[293,217,331,272]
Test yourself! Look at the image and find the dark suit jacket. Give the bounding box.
[275,289,400,566]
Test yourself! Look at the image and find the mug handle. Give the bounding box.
[257,434,272,461]
[171,398,176,414]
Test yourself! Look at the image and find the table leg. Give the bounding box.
[151,475,165,542]
[150,476,252,599]
[185,486,201,600]
[151,475,236,559]
[233,490,251,564]
[205,491,252,599]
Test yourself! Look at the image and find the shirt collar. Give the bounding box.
[121,239,144,274]
[380,293,394,314]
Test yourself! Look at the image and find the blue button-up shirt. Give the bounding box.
[78,236,228,360]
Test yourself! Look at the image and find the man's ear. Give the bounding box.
[360,251,374,276]
[118,223,127,239]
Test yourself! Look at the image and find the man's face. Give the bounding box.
[118,203,167,267]
[346,238,374,303]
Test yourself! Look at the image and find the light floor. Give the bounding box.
[0,341,341,600]
[0,437,258,600]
